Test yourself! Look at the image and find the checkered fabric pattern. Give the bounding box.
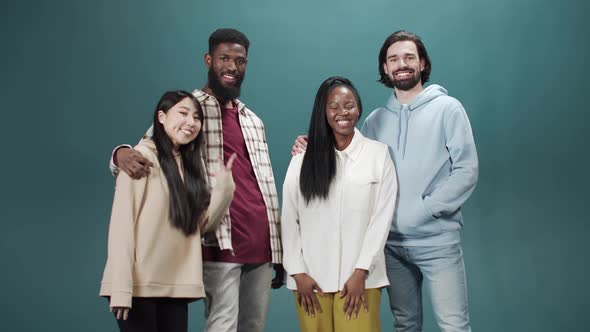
[193,89,282,264]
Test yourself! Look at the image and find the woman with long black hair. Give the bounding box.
[100,90,235,332]
[281,77,397,332]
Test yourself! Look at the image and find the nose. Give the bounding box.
[186,116,195,125]
[226,60,237,71]
[398,58,407,67]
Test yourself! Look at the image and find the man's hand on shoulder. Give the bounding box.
[291,135,308,156]
[115,147,154,179]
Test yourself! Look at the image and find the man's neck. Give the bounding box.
[203,84,235,109]
[394,83,424,104]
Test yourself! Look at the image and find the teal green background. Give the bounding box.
[1,0,588,331]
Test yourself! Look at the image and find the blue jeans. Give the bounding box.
[384,243,471,332]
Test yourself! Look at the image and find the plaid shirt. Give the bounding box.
[196,89,283,264]
[110,89,282,263]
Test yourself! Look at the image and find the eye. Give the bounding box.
[179,111,188,116]
[345,103,356,109]
[237,58,246,65]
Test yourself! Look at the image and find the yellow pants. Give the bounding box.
[294,288,381,332]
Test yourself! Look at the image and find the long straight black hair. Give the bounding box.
[299,77,363,204]
[152,90,210,235]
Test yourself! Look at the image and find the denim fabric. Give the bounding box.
[384,243,471,332]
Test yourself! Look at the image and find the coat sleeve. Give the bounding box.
[355,148,397,273]
[201,169,235,234]
[423,106,478,217]
[106,161,149,308]
[280,156,307,276]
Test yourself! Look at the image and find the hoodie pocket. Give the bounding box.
[393,194,442,236]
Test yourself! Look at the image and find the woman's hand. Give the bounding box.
[200,153,237,233]
[111,306,130,320]
[340,268,368,320]
[292,273,323,317]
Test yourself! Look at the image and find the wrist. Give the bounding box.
[113,146,130,167]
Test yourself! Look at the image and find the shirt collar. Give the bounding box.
[193,89,247,114]
[335,128,363,161]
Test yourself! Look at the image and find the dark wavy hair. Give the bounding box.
[152,90,210,235]
[209,28,250,54]
[378,30,432,88]
[300,77,363,204]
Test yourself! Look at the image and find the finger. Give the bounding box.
[225,153,237,170]
[346,296,355,319]
[115,309,122,320]
[311,294,322,313]
[297,292,302,307]
[313,283,324,296]
[123,308,129,320]
[306,295,316,317]
[137,156,154,168]
[342,293,351,313]
[354,297,361,319]
[340,285,348,298]
[362,295,369,312]
[302,295,310,316]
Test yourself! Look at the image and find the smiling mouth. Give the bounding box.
[221,73,238,83]
[180,128,194,135]
[336,119,353,126]
[394,70,414,79]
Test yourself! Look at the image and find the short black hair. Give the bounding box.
[208,28,250,54]
[378,30,432,87]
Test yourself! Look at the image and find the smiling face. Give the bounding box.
[205,42,248,103]
[383,40,425,91]
[158,97,202,150]
[325,86,360,146]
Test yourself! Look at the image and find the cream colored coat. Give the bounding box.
[100,139,234,308]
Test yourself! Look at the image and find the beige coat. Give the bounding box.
[100,139,234,308]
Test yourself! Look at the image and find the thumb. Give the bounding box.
[312,282,324,296]
[225,153,237,170]
[340,284,348,298]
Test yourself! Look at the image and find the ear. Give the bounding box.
[420,58,426,71]
[157,110,166,124]
[204,53,212,68]
[383,62,388,74]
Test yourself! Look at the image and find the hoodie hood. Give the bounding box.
[137,137,157,152]
[385,84,448,112]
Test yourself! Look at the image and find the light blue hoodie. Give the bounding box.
[361,84,478,246]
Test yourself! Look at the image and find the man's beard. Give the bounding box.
[207,68,244,104]
[390,68,421,91]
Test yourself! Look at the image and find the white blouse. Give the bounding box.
[281,129,397,292]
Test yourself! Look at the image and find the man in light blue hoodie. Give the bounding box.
[292,30,478,332]
[361,30,478,332]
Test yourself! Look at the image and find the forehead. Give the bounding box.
[211,42,247,56]
[327,86,357,102]
[171,97,197,112]
[386,40,419,57]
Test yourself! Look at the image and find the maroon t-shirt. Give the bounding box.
[202,105,272,263]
